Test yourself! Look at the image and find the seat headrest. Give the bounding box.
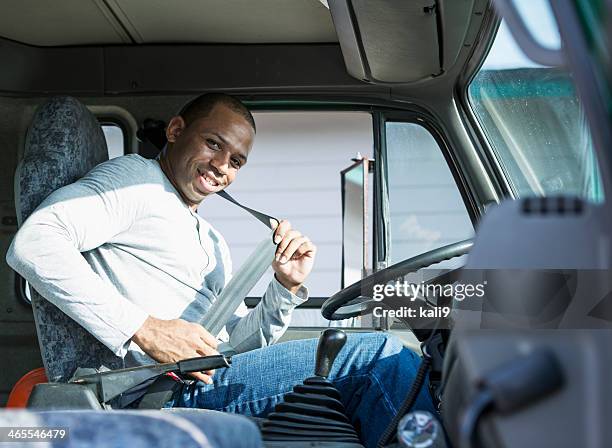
[16,96,108,225]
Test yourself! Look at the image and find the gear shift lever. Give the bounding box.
[261,328,361,444]
[314,328,347,378]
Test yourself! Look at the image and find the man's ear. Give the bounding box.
[166,116,186,143]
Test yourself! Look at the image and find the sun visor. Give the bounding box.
[329,0,475,84]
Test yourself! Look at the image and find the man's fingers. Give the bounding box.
[289,239,316,260]
[195,342,219,358]
[275,230,302,262]
[273,220,291,244]
[188,371,214,384]
[295,240,317,258]
[278,236,311,263]
[195,325,218,350]
[188,349,215,384]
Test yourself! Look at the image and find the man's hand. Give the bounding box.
[132,316,218,384]
[272,220,317,294]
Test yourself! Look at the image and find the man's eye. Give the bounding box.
[207,139,220,150]
[231,158,242,169]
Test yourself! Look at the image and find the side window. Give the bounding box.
[100,123,125,159]
[386,122,473,269]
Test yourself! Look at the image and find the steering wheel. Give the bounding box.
[321,239,474,321]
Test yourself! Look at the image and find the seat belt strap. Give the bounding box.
[137,374,182,409]
[217,190,278,229]
[199,191,279,338]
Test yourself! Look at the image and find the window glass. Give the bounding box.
[199,111,373,326]
[386,122,473,269]
[21,277,31,305]
[468,17,603,202]
[101,123,125,159]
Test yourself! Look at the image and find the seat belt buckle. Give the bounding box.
[165,372,184,383]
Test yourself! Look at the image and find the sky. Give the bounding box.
[482,0,561,70]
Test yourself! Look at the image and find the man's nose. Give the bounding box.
[210,151,230,175]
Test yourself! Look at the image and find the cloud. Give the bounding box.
[399,216,441,243]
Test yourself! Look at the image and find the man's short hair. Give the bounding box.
[179,93,256,133]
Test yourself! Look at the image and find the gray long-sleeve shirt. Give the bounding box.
[6,154,307,366]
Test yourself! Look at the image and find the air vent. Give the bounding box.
[521,196,585,216]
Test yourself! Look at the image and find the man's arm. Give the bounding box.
[8,156,220,383]
[6,158,151,356]
[225,275,308,352]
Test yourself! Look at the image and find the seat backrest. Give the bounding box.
[16,96,123,382]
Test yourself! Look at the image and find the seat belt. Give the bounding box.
[217,190,278,230]
[199,190,279,337]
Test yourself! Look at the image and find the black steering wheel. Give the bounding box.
[321,239,474,321]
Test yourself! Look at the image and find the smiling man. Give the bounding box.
[130,94,316,382]
[7,94,433,448]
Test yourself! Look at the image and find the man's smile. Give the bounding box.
[196,168,223,193]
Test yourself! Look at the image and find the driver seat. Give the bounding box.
[13,96,123,384]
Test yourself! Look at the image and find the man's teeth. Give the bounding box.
[197,169,219,187]
[204,176,218,186]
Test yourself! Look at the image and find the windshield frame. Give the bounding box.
[455,11,518,200]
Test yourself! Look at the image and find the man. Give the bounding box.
[7,93,433,448]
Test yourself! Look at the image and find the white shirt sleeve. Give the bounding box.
[6,157,150,356]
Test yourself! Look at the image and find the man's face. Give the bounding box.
[163,103,254,209]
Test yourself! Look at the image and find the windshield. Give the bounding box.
[468,3,604,202]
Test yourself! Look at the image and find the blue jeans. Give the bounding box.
[167,332,435,448]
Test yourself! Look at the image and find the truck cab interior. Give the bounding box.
[0,1,611,447]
